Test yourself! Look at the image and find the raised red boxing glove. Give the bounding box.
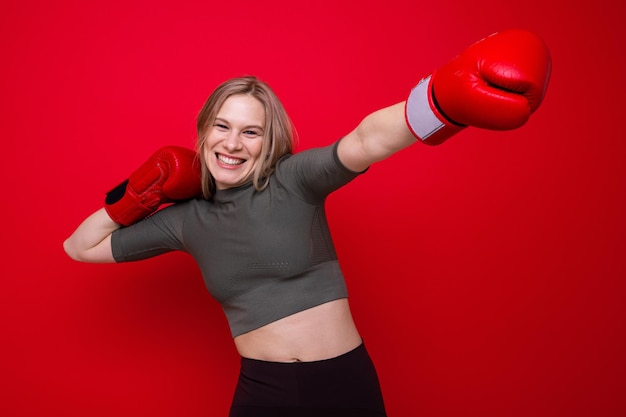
[105,146,202,226]
[405,29,552,145]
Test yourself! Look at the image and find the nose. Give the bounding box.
[224,132,243,152]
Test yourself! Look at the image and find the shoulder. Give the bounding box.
[277,140,360,176]
[272,140,365,202]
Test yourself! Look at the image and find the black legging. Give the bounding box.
[229,343,387,417]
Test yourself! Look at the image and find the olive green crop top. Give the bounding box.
[111,140,364,337]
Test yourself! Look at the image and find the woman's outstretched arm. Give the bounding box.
[337,29,552,173]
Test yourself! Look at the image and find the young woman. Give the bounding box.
[64,29,551,416]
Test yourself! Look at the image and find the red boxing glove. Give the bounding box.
[105,146,202,226]
[405,29,552,145]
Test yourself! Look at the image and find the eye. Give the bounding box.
[214,123,229,131]
[243,130,261,137]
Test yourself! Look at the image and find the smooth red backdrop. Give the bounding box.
[2,0,625,416]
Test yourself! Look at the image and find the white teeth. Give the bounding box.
[217,153,244,166]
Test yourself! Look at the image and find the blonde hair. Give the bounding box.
[196,76,295,199]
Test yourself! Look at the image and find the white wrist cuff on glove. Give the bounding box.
[406,75,445,141]
[405,74,464,145]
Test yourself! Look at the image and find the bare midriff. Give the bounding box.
[233,298,362,363]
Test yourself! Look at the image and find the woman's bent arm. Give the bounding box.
[63,208,119,263]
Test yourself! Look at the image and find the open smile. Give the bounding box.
[216,153,246,167]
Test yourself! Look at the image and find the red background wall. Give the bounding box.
[2,0,625,416]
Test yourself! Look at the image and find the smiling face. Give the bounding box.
[203,94,266,190]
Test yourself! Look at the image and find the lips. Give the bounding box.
[216,153,245,166]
